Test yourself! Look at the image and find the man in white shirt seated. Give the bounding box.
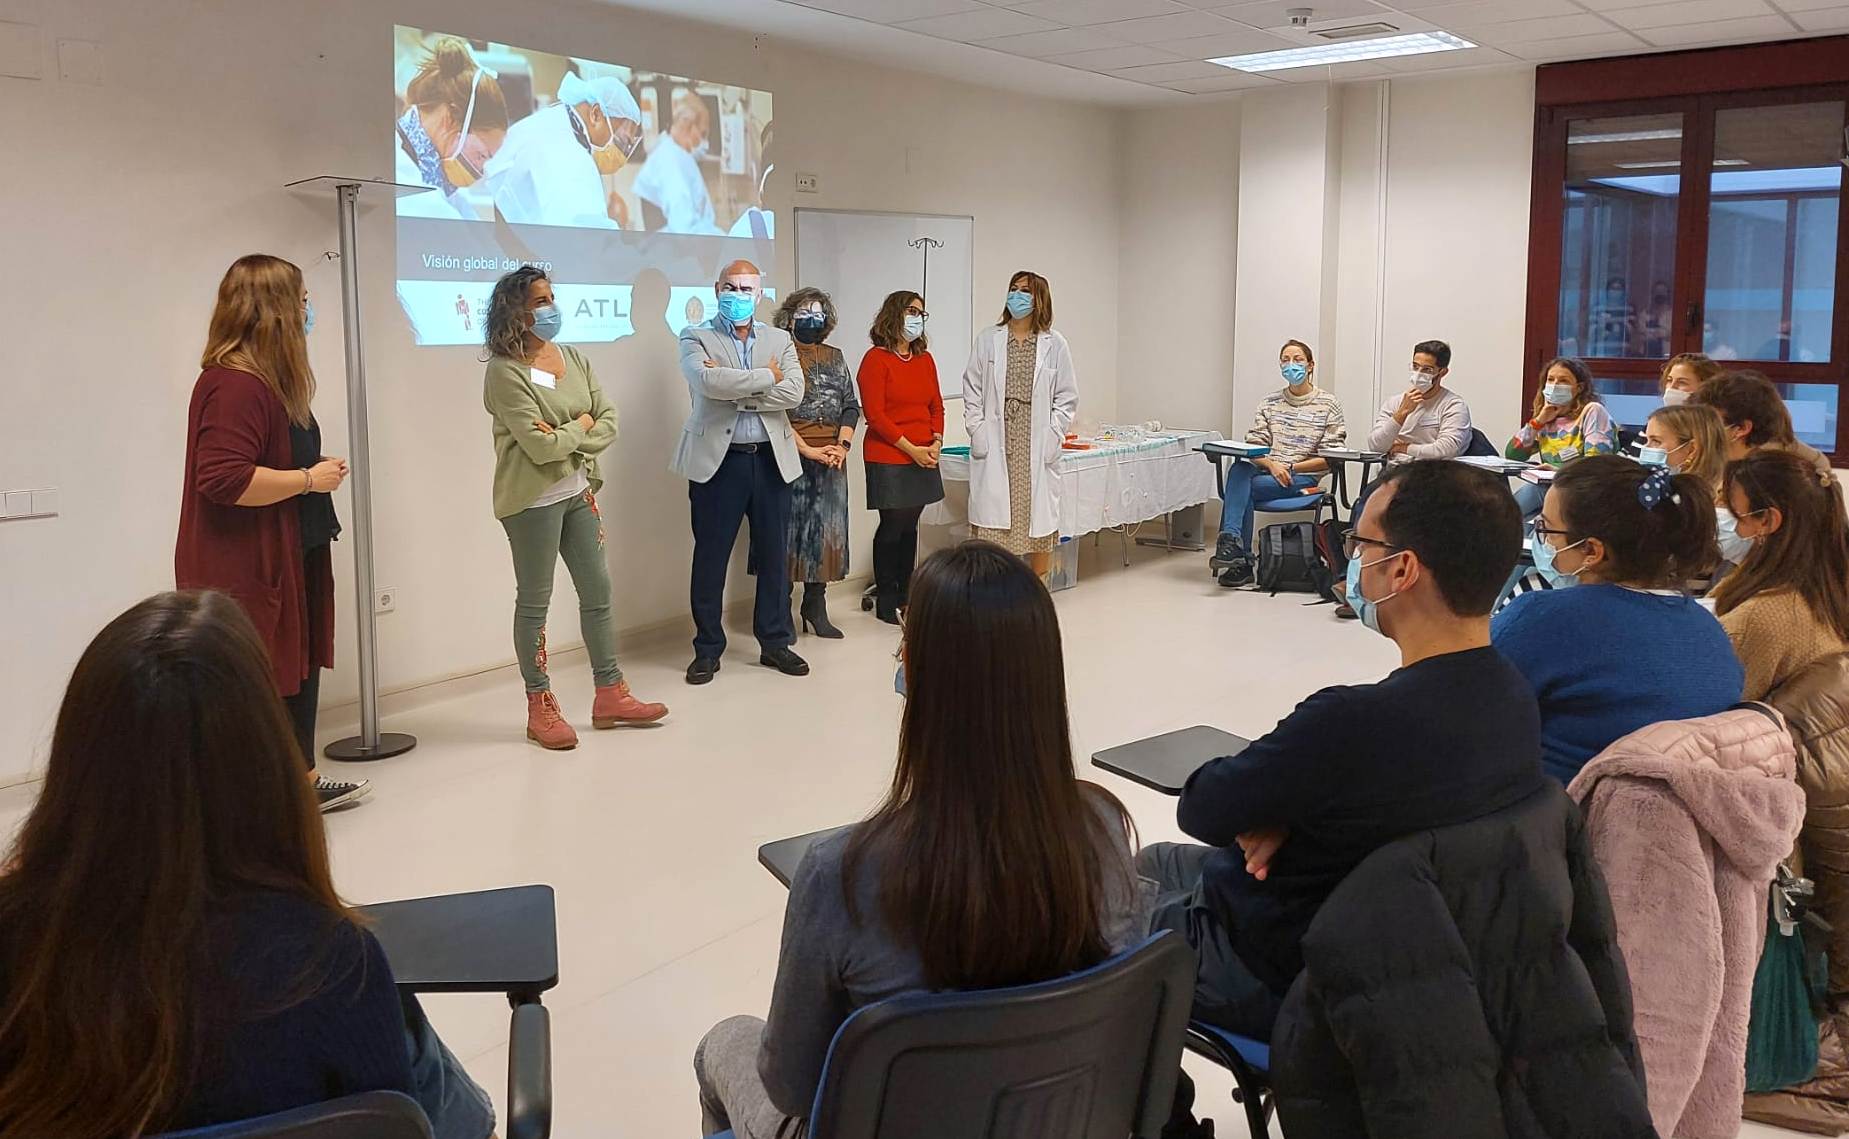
[1366,340,1473,464]
[635,99,720,235]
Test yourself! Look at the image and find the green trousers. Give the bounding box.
[500,491,622,694]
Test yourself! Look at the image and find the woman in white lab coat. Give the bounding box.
[963,271,1078,578]
[483,73,642,230]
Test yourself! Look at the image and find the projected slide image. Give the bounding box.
[392,26,774,346]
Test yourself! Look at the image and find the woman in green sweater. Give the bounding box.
[482,267,667,749]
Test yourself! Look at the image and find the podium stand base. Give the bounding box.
[324,732,419,762]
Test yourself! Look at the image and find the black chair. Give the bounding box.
[712,931,1196,1139]
[152,1091,432,1139]
[1185,1023,1275,1138]
[1463,428,1499,457]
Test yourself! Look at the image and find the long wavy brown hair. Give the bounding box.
[868,290,928,355]
[1713,449,1849,641]
[0,592,353,1138]
[843,541,1134,991]
[200,254,316,426]
[483,265,550,362]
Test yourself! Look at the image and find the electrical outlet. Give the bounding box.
[374,588,397,614]
[795,172,819,194]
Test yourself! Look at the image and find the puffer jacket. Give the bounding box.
[1745,653,1849,1134]
[1568,707,1804,1139]
[1270,783,1656,1138]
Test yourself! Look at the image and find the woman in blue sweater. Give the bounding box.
[0,592,492,1138]
[1493,455,1742,784]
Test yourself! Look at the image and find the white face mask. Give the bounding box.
[902,314,926,341]
[1662,388,1692,407]
[1410,371,1434,393]
[1543,382,1574,407]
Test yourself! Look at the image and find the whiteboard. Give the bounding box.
[794,208,974,401]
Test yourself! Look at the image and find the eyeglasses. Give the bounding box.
[1530,518,1573,545]
[904,306,930,320]
[1340,530,1402,561]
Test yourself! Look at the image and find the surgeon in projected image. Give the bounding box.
[634,96,721,235]
[395,37,509,220]
[484,71,642,230]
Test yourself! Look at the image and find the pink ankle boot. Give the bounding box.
[526,691,579,750]
[592,681,669,728]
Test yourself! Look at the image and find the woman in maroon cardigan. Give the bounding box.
[175,254,369,812]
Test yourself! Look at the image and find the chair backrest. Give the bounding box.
[150,1091,433,1139]
[1464,428,1498,457]
[808,931,1196,1139]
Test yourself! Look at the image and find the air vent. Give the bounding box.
[1313,22,1401,42]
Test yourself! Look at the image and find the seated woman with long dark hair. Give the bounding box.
[0,592,493,1139]
[694,541,1146,1139]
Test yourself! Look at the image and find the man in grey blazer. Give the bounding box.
[673,259,809,684]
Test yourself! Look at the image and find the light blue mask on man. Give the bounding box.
[717,291,756,324]
[1343,550,1401,635]
[1006,290,1034,319]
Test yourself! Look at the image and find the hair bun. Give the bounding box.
[432,37,474,78]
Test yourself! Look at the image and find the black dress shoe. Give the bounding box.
[759,646,810,676]
[686,656,721,685]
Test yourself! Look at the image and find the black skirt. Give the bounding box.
[865,460,944,510]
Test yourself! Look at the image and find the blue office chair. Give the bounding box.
[1185,1023,1275,1138]
[152,1091,433,1139]
[712,931,1196,1139]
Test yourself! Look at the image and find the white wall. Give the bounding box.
[0,0,1126,783]
[1119,68,1537,450]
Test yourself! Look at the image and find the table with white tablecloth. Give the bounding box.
[922,429,1222,538]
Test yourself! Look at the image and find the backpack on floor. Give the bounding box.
[1310,517,1347,605]
[1257,522,1335,601]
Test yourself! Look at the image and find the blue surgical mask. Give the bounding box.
[903,314,926,341]
[1637,445,1668,467]
[717,291,756,324]
[1530,531,1587,588]
[530,304,563,342]
[1543,382,1574,406]
[1006,290,1034,319]
[1344,550,1400,635]
[1281,361,1309,385]
[304,300,316,335]
[895,660,906,697]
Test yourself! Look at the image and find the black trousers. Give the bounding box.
[871,507,924,617]
[690,446,795,659]
[284,666,320,772]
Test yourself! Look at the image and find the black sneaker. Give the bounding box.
[1217,558,1254,588]
[759,646,811,676]
[1210,533,1245,570]
[315,775,372,813]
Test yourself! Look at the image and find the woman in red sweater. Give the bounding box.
[175,254,368,812]
[856,291,944,624]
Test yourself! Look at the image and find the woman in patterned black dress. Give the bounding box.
[772,288,859,638]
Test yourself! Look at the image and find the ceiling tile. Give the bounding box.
[891,7,1062,40]
[1211,0,1391,27]
[1160,71,1282,92]
[976,26,1126,56]
[1604,0,1775,30]
[1411,0,1586,28]
[1048,42,1185,66]
[1373,42,1513,69]
[1005,0,1192,24]
[1501,28,1649,59]
[1773,0,1849,12]
[1459,12,1621,42]
[1109,57,1239,80]
[1146,26,1299,55]
[1635,12,1802,43]
[1790,6,1849,30]
[789,0,986,22]
[1097,10,1242,40]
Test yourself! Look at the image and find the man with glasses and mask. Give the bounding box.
[674,260,811,686]
[1139,461,1544,1056]
[1366,339,1473,464]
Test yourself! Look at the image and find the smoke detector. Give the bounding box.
[1286,7,1313,27]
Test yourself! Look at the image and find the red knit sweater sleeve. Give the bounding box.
[858,349,904,447]
[193,371,271,506]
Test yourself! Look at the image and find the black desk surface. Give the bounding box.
[1091,725,1251,795]
[758,826,851,888]
[362,884,559,997]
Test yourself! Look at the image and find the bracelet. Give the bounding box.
[301,467,313,495]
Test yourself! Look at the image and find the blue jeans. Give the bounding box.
[1513,479,1547,520]
[1219,462,1322,546]
[404,994,496,1139]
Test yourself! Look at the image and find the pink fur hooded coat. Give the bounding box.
[1569,707,1806,1139]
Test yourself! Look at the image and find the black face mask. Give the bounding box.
[793,320,827,345]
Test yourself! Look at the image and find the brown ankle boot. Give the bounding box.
[525,691,579,750]
[592,681,669,728]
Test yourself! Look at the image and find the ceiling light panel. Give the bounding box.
[1209,29,1476,72]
